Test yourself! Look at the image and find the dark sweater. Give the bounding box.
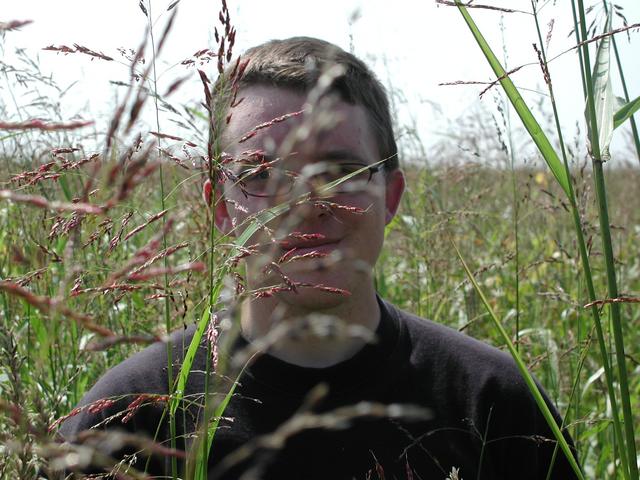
[59,298,578,479]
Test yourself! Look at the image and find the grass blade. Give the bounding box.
[604,0,640,165]
[169,194,292,418]
[205,362,248,454]
[613,94,640,130]
[587,7,614,160]
[576,1,639,477]
[453,0,571,198]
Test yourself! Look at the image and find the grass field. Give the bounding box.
[2,137,638,479]
[1,1,639,479]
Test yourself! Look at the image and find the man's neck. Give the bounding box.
[240,283,381,368]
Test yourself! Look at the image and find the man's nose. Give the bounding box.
[291,163,335,199]
[285,179,332,224]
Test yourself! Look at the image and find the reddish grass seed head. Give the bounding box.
[0,190,103,215]
[127,261,205,282]
[51,147,80,155]
[0,20,33,31]
[309,200,368,215]
[252,285,293,298]
[205,314,221,369]
[123,209,168,242]
[126,242,190,278]
[238,110,304,144]
[263,262,298,292]
[279,251,330,264]
[229,244,260,267]
[48,405,88,432]
[122,394,169,423]
[233,272,246,296]
[0,119,93,131]
[277,248,299,264]
[296,282,351,296]
[277,232,327,248]
[252,282,351,299]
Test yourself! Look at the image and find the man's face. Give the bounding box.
[214,84,404,310]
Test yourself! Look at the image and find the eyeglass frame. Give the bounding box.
[224,154,387,198]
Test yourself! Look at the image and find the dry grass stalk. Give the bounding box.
[123,209,169,241]
[0,281,114,336]
[0,119,93,130]
[0,20,33,31]
[0,190,103,214]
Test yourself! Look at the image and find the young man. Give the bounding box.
[59,37,578,479]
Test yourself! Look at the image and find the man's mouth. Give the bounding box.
[276,234,342,262]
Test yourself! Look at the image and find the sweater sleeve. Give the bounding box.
[56,332,190,477]
[477,361,579,479]
[398,305,580,480]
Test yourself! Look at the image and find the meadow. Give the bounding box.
[1,1,639,479]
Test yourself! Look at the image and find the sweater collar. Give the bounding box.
[234,296,402,397]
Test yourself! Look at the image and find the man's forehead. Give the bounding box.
[223,85,306,147]
[222,85,376,159]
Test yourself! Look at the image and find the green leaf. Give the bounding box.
[205,363,248,451]
[454,1,571,199]
[613,94,640,130]
[587,5,614,161]
[578,419,611,443]
[169,285,215,416]
[58,174,72,202]
[187,106,209,121]
[29,310,50,361]
[0,132,24,142]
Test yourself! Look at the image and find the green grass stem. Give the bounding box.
[531,3,630,476]
[453,0,571,199]
[576,2,638,478]
[145,2,177,477]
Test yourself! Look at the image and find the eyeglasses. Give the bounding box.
[234,161,384,198]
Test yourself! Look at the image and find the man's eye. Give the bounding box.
[254,170,271,180]
[333,163,368,177]
[339,164,360,174]
[240,169,271,181]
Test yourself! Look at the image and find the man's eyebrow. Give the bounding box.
[313,150,368,163]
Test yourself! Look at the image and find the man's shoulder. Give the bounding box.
[93,324,200,395]
[57,324,203,438]
[383,300,525,388]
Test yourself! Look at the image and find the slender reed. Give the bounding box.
[452,0,639,476]
[531,3,629,475]
[575,3,638,479]
[144,2,179,478]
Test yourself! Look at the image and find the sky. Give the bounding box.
[2,0,639,163]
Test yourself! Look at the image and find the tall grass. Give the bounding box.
[0,2,639,479]
[451,0,639,478]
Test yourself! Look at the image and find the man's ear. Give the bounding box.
[384,169,405,225]
[204,179,235,236]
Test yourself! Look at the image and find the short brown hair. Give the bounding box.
[219,37,398,171]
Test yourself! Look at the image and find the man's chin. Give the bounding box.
[274,284,353,311]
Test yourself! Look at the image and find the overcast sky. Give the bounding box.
[2,0,639,162]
